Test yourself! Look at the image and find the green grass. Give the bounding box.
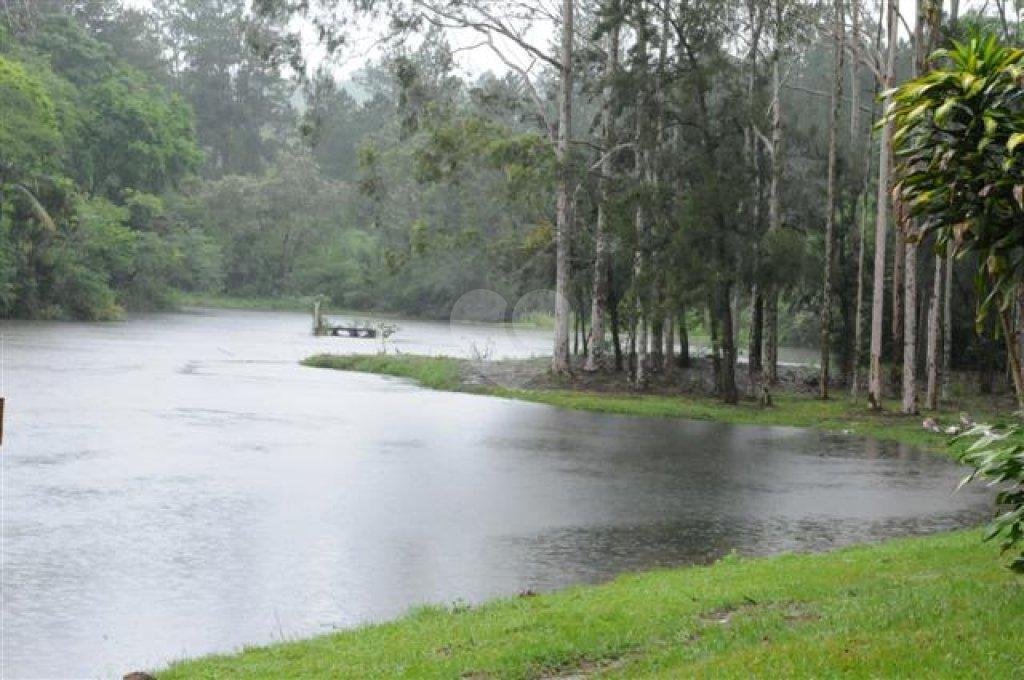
[302,354,464,391]
[301,353,1001,454]
[159,530,1023,678]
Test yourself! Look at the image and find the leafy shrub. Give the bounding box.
[957,424,1024,572]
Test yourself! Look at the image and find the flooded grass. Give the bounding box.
[302,353,1005,454]
[487,389,969,454]
[159,529,1023,678]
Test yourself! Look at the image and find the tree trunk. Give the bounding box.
[744,1,764,385]
[901,0,937,414]
[580,300,588,356]
[609,265,624,372]
[551,0,575,374]
[678,302,690,368]
[867,0,899,410]
[665,311,676,370]
[765,40,783,385]
[925,254,942,409]
[633,223,649,386]
[851,194,868,399]
[719,280,739,404]
[632,21,650,389]
[891,224,904,389]
[998,304,1024,409]
[850,97,878,399]
[941,250,953,399]
[584,9,619,372]
[650,280,664,373]
[820,0,844,400]
[749,285,763,376]
[764,289,779,383]
[708,294,722,393]
[902,238,918,413]
[646,5,670,379]
[650,314,664,373]
[849,0,861,147]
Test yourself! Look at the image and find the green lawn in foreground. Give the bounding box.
[300,353,1000,454]
[159,530,1022,678]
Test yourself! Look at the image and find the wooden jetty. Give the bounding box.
[312,299,397,339]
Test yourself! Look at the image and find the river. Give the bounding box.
[0,308,989,678]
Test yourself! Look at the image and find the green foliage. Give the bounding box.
[83,69,202,197]
[957,423,1024,572]
[887,33,1024,325]
[73,196,136,279]
[187,152,347,297]
[0,10,209,319]
[166,226,224,292]
[0,54,61,175]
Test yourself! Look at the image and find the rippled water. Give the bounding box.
[0,308,989,678]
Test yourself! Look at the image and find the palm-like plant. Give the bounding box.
[886,33,1023,322]
[886,33,1024,409]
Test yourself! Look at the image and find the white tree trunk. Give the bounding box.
[632,6,650,388]
[851,194,868,398]
[867,0,898,409]
[925,254,942,409]
[584,9,619,372]
[941,250,953,399]
[765,39,783,385]
[552,0,575,373]
[820,0,844,400]
[902,239,918,413]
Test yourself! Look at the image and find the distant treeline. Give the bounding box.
[0,1,553,321]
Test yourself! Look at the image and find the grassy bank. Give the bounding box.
[304,354,464,391]
[160,530,1022,678]
[300,354,1000,453]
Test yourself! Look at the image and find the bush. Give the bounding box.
[957,424,1024,572]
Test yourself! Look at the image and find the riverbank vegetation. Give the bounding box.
[303,353,1012,452]
[161,529,1022,678]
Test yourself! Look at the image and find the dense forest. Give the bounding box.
[1,0,1022,409]
[0,0,555,322]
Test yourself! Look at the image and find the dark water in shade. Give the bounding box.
[0,309,990,679]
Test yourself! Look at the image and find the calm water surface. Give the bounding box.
[1,309,989,678]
